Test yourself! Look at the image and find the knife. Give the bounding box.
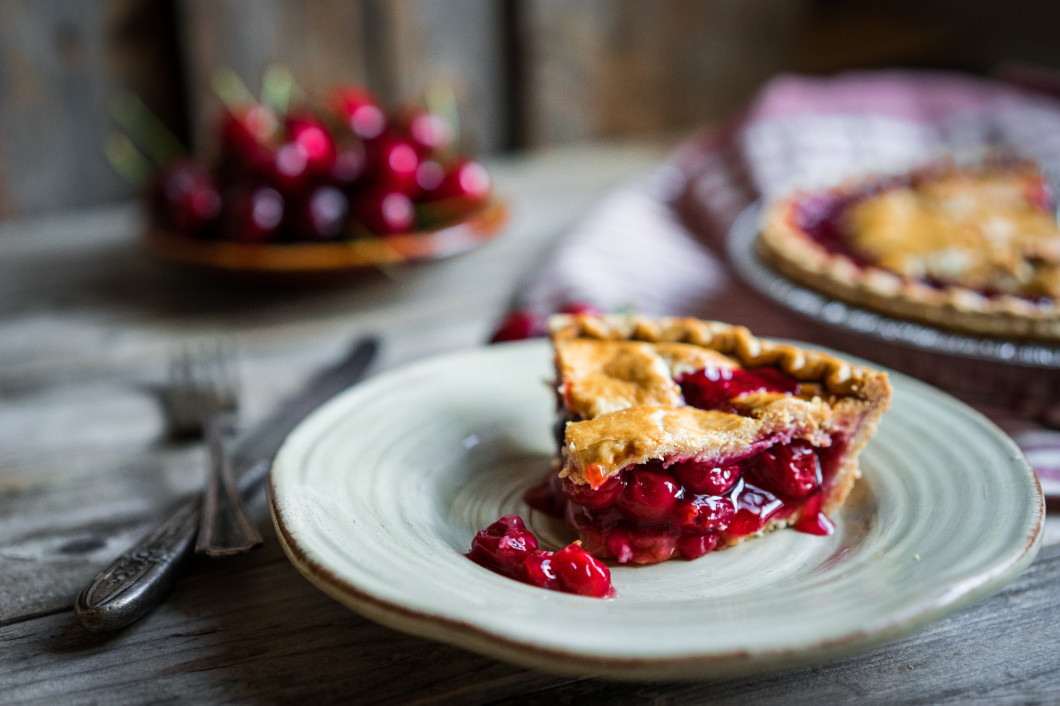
[75,336,380,632]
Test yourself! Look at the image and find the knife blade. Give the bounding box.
[75,336,379,632]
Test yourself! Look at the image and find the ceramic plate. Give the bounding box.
[269,340,1043,680]
[143,199,507,279]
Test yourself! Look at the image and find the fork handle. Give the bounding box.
[195,418,263,557]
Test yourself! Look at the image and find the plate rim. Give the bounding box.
[268,340,1044,680]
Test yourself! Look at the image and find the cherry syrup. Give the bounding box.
[677,367,800,412]
[537,438,842,565]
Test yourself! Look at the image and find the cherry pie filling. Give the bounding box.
[791,170,1057,304]
[528,364,854,564]
[466,515,615,598]
[555,436,849,564]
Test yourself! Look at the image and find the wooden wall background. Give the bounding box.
[1,0,1059,219]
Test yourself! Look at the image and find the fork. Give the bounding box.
[167,342,263,556]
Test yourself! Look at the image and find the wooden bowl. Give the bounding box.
[142,198,509,278]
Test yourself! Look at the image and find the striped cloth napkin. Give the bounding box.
[515,69,1060,497]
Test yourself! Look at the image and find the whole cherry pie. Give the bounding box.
[756,159,1060,341]
[528,314,892,565]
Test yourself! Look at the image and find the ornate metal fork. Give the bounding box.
[167,342,263,556]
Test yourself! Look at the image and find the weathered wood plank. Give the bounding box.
[1,540,1057,703]
[177,0,509,154]
[518,0,810,146]
[0,0,182,216]
[177,0,372,151]
[362,0,511,153]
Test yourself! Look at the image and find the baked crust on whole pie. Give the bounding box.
[540,314,892,563]
[756,159,1060,340]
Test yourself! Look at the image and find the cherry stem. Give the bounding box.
[425,80,460,158]
[108,90,186,168]
[211,67,256,108]
[261,63,295,116]
[104,134,154,187]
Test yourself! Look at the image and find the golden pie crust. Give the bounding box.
[549,314,892,528]
[756,160,1060,341]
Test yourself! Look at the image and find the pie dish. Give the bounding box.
[533,314,892,564]
[728,200,1060,429]
[756,159,1060,341]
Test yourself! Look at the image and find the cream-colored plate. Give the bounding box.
[269,340,1043,681]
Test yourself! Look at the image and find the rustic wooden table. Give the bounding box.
[1,142,1057,705]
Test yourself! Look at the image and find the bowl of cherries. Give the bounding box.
[144,85,507,276]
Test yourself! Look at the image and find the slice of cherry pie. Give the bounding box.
[757,158,1060,340]
[531,314,891,565]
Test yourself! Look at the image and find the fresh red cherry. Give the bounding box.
[285,113,336,175]
[269,140,312,194]
[221,185,285,243]
[428,158,491,203]
[404,109,453,154]
[290,185,349,241]
[351,188,414,235]
[670,460,740,495]
[150,160,222,235]
[218,103,278,171]
[366,133,420,193]
[747,440,821,500]
[559,301,605,317]
[489,309,545,343]
[331,146,368,190]
[331,86,386,141]
[616,468,681,524]
[414,159,447,196]
[562,473,626,510]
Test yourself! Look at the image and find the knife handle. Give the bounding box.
[75,460,269,632]
[75,498,199,632]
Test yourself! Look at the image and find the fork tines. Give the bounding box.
[167,340,240,438]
